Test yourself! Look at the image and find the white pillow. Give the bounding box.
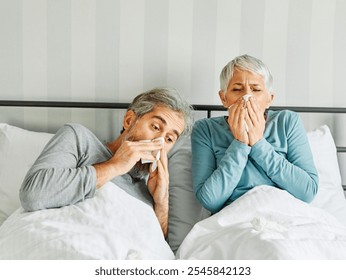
[308,125,346,225]
[0,124,53,226]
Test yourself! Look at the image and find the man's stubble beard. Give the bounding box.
[124,121,151,181]
[128,162,150,181]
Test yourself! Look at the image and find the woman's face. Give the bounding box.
[219,68,274,113]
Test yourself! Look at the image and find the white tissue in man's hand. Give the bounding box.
[140,137,164,171]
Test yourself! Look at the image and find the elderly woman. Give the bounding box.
[191,54,318,214]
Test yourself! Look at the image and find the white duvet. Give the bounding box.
[0,182,174,260]
[176,186,346,260]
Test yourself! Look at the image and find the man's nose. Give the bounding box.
[156,132,165,139]
[153,135,165,145]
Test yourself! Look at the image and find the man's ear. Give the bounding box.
[122,110,137,131]
[218,90,228,108]
[266,92,275,108]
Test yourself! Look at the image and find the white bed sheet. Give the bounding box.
[176,186,346,260]
[0,182,174,260]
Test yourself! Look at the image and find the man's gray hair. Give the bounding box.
[220,54,273,94]
[127,87,194,136]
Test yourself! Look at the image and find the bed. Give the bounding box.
[1,100,346,260]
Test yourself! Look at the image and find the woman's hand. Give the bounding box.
[245,97,266,146]
[228,96,266,146]
[227,98,249,145]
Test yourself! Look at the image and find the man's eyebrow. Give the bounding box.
[153,115,181,138]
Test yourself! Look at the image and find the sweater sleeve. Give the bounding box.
[20,124,97,211]
[191,120,251,213]
[249,113,318,202]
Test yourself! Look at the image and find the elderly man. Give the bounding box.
[20,87,193,237]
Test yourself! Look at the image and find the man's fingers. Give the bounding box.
[125,140,163,151]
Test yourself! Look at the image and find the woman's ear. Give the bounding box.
[122,110,137,131]
[266,92,275,108]
[219,90,228,108]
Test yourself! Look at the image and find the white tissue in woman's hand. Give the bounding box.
[243,94,252,131]
[243,94,252,103]
[140,137,164,171]
[228,94,253,110]
[227,94,252,132]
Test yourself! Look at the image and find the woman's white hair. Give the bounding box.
[219,54,273,94]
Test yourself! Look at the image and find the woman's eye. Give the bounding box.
[232,88,242,91]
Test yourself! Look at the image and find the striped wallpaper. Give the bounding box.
[0,0,346,141]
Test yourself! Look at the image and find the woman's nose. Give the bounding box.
[244,86,252,95]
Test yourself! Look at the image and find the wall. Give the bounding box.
[1,0,346,141]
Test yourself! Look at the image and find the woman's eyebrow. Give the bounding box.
[232,82,261,86]
[152,115,180,138]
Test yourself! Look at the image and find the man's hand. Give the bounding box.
[93,140,163,188]
[147,146,169,237]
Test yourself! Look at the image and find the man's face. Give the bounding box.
[123,105,185,179]
[124,105,185,153]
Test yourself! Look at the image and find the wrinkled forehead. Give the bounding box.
[228,67,268,90]
[147,105,185,135]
